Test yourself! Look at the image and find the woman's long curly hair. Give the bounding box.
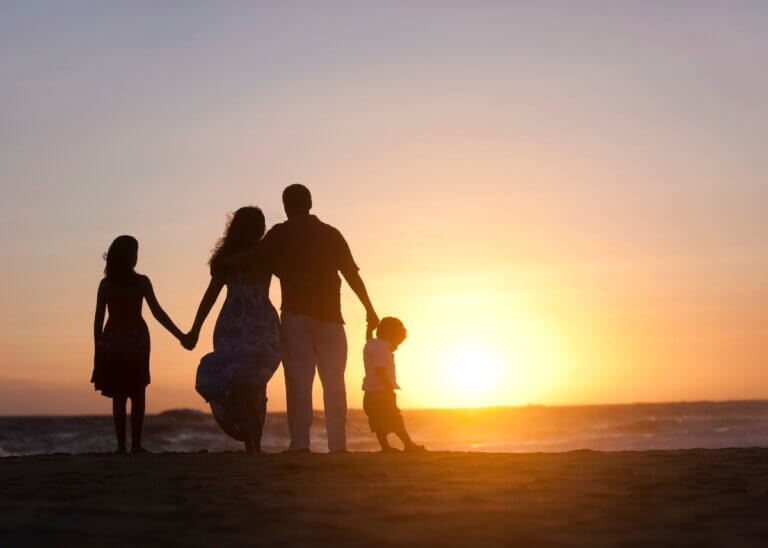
[104,235,139,284]
[209,206,266,276]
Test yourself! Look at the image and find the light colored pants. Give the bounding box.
[280,312,348,452]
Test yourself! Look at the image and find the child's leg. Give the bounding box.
[393,420,424,451]
[112,396,128,453]
[392,425,415,447]
[129,389,146,452]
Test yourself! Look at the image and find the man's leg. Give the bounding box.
[281,312,317,451]
[315,321,348,452]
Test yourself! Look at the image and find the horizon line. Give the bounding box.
[3,398,768,418]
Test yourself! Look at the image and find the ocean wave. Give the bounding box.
[3,402,768,456]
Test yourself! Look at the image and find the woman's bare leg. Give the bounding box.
[232,383,266,454]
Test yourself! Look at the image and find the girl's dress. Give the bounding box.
[195,279,280,439]
[91,280,150,397]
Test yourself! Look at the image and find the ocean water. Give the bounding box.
[2,401,768,456]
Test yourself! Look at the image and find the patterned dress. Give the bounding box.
[195,281,280,438]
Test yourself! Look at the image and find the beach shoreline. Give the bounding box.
[2,449,768,547]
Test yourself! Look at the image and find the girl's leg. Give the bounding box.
[130,389,146,453]
[112,396,128,453]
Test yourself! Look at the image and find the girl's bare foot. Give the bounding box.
[404,444,426,453]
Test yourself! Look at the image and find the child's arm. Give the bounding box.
[93,280,107,343]
[141,276,185,341]
[186,276,225,348]
[366,324,375,341]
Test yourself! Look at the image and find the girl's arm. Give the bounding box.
[94,280,107,343]
[186,276,225,348]
[141,276,185,341]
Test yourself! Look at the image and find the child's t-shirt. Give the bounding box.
[362,338,399,392]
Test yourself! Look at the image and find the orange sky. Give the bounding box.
[1,2,767,414]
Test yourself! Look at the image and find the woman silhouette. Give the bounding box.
[184,207,280,453]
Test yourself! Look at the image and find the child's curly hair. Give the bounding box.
[376,317,407,342]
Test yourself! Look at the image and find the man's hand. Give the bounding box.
[366,310,380,331]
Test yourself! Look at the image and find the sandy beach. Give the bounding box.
[2,449,768,547]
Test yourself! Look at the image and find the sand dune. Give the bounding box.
[1,449,767,547]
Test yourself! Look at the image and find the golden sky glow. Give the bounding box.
[1,3,768,414]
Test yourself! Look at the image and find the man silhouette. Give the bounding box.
[261,185,378,452]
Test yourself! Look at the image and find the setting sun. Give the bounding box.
[441,343,505,407]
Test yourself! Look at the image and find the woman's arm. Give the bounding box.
[142,276,185,341]
[186,276,225,348]
[94,280,107,343]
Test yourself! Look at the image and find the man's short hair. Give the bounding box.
[283,184,312,213]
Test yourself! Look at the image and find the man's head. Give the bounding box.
[283,184,312,219]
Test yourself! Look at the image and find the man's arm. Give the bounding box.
[341,267,379,328]
[337,230,379,328]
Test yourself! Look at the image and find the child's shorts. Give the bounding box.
[363,390,405,434]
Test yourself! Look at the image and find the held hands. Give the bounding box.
[366,310,380,331]
[366,310,379,340]
[180,331,198,351]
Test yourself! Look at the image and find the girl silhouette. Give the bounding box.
[92,235,185,453]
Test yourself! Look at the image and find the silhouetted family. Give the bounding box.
[92,184,424,454]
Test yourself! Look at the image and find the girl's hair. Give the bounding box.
[104,235,139,283]
[376,317,407,342]
[209,206,266,276]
